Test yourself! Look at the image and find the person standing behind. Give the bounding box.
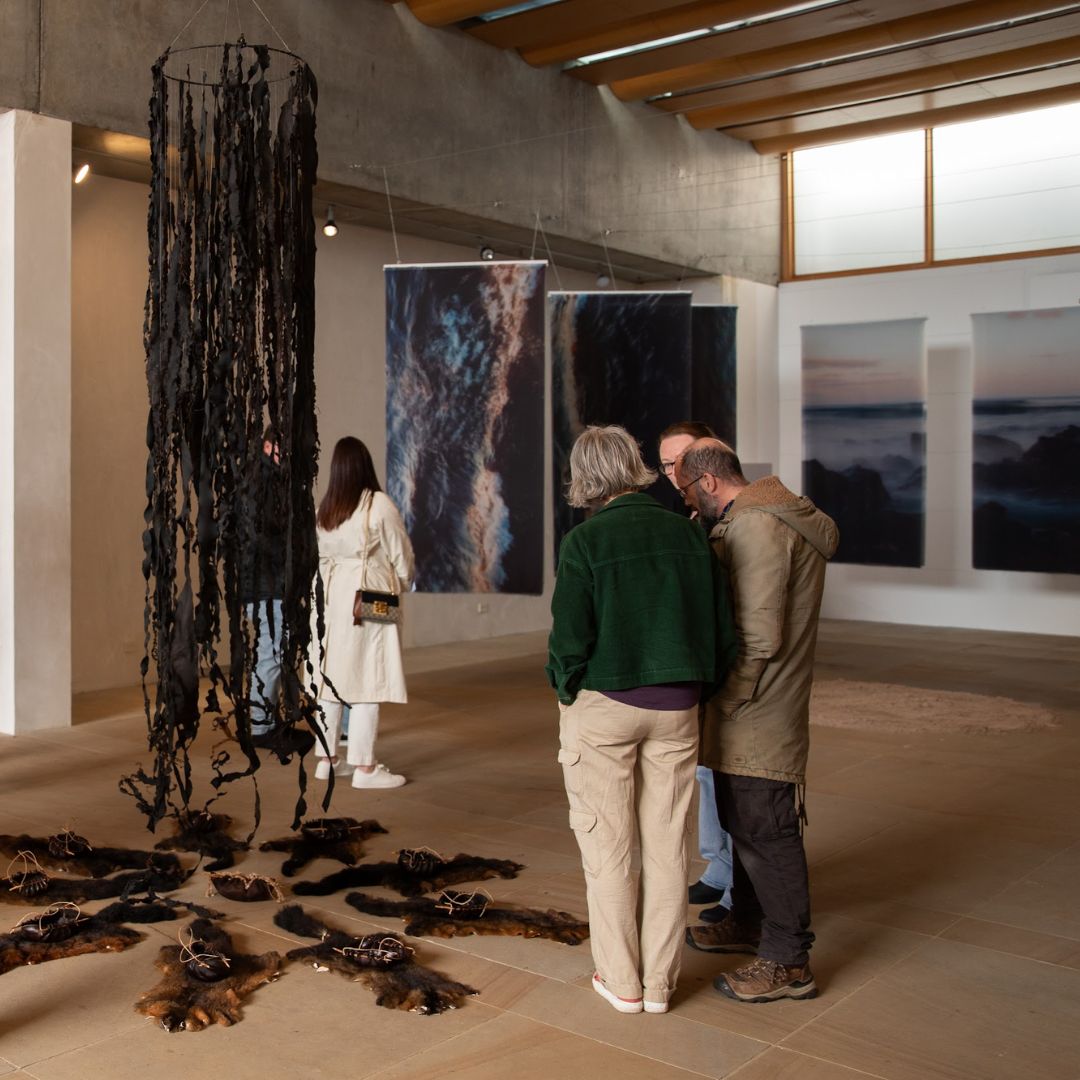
[547,426,736,1015]
[313,437,415,789]
[241,426,286,745]
[676,439,837,1004]
[658,421,734,921]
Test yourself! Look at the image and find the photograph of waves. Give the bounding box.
[385,261,546,594]
[972,307,1080,574]
[801,318,927,567]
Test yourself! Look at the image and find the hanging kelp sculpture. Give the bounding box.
[121,38,326,836]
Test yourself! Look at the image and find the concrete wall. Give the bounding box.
[0,110,72,732]
[71,172,777,691]
[0,0,779,283]
[778,254,1080,636]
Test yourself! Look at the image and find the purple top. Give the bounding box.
[601,682,702,711]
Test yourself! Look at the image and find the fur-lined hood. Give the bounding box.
[722,476,838,560]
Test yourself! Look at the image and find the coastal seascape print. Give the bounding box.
[691,306,737,447]
[802,318,927,566]
[972,307,1080,574]
[551,291,692,559]
[385,261,545,594]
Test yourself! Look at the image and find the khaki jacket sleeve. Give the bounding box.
[716,510,792,709]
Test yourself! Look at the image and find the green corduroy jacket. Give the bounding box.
[546,493,737,705]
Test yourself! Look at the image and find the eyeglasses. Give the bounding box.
[678,474,706,496]
[660,461,676,475]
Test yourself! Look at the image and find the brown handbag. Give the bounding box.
[352,493,400,626]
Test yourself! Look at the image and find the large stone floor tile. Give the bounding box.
[966,841,1080,942]
[941,915,1080,969]
[671,911,928,1045]
[498,977,766,1078]
[783,937,1080,1080]
[369,1010,713,1080]
[727,1047,884,1079]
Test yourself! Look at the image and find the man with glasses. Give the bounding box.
[657,423,734,922]
[675,439,837,1004]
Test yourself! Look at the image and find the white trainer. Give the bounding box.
[314,758,352,781]
[592,973,643,1014]
[351,764,406,789]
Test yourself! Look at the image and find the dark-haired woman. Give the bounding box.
[313,437,414,789]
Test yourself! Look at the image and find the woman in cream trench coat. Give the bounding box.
[312,437,415,789]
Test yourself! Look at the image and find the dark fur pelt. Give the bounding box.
[345,892,589,946]
[154,812,248,872]
[208,872,285,903]
[135,918,282,1031]
[258,818,388,877]
[292,852,525,897]
[0,833,182,878]
[1,859,190,906]
[1,911,144,975]
[274,904,476,1014]
[95,889,223,924]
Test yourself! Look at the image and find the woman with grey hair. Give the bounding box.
[546,425,736,1015]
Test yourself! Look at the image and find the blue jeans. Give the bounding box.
[697,765,733,901]
[247,599,282,735]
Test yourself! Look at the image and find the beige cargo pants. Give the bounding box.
[559,689,698,1005]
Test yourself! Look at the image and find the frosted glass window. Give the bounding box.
[793,131,925,274]
[934,103,1080,260]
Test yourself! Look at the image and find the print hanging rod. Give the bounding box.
[160,40,307,88]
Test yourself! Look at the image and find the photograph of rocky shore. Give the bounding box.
[691,305,737,447]
[972,307,1080,574]
[801,319,927,567]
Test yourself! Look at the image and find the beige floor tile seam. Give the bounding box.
[424,1004,725,1080]
[725,1045,890,1080]
[944,914,1080,959]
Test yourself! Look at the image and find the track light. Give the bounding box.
[479,245,495,261]
[322,205,338,237]
[596,272,612,288]
[73,163,90,185]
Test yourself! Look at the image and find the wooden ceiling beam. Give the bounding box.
[652,13,1080,113]
[726,64,1080,139]
[682,35,1080,128]
[748,80,1080,153]
[468,0,690,48]
[513,0,816,69]
[574,1,1080,99]
[405,0,522,28]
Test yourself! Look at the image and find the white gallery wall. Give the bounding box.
[72,174,776,693]
[778,254,1080,636]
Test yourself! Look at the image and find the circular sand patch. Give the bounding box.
[809,679,1059,735]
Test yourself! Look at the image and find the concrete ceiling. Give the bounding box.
[401,0,1080,152]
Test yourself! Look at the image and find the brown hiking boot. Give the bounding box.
[685,916,761,954]
[714,957,818,1003]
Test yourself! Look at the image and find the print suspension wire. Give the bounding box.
[121,32,330,836]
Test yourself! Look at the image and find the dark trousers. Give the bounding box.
[713,771,814,966]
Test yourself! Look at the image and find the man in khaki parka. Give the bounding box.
[675,439,838,1003]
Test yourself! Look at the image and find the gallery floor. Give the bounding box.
[2,620,1079,1079]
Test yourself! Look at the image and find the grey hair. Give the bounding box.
[566,425,657,508]
[680,439,746,487]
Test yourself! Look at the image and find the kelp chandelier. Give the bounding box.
[121,38,326,832]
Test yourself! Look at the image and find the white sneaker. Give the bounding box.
[643,1000,669,1014]
[592,973,643,1014]
[351,764,406,789]
[314,758,353,781]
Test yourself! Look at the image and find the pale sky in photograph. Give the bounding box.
[973,307,1080,400]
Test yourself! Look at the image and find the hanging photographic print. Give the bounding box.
[386,261,546,594]
[972,306,1080,574]
[802,318,927,567]
[691,305,737,447]
[551,291,692,560]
